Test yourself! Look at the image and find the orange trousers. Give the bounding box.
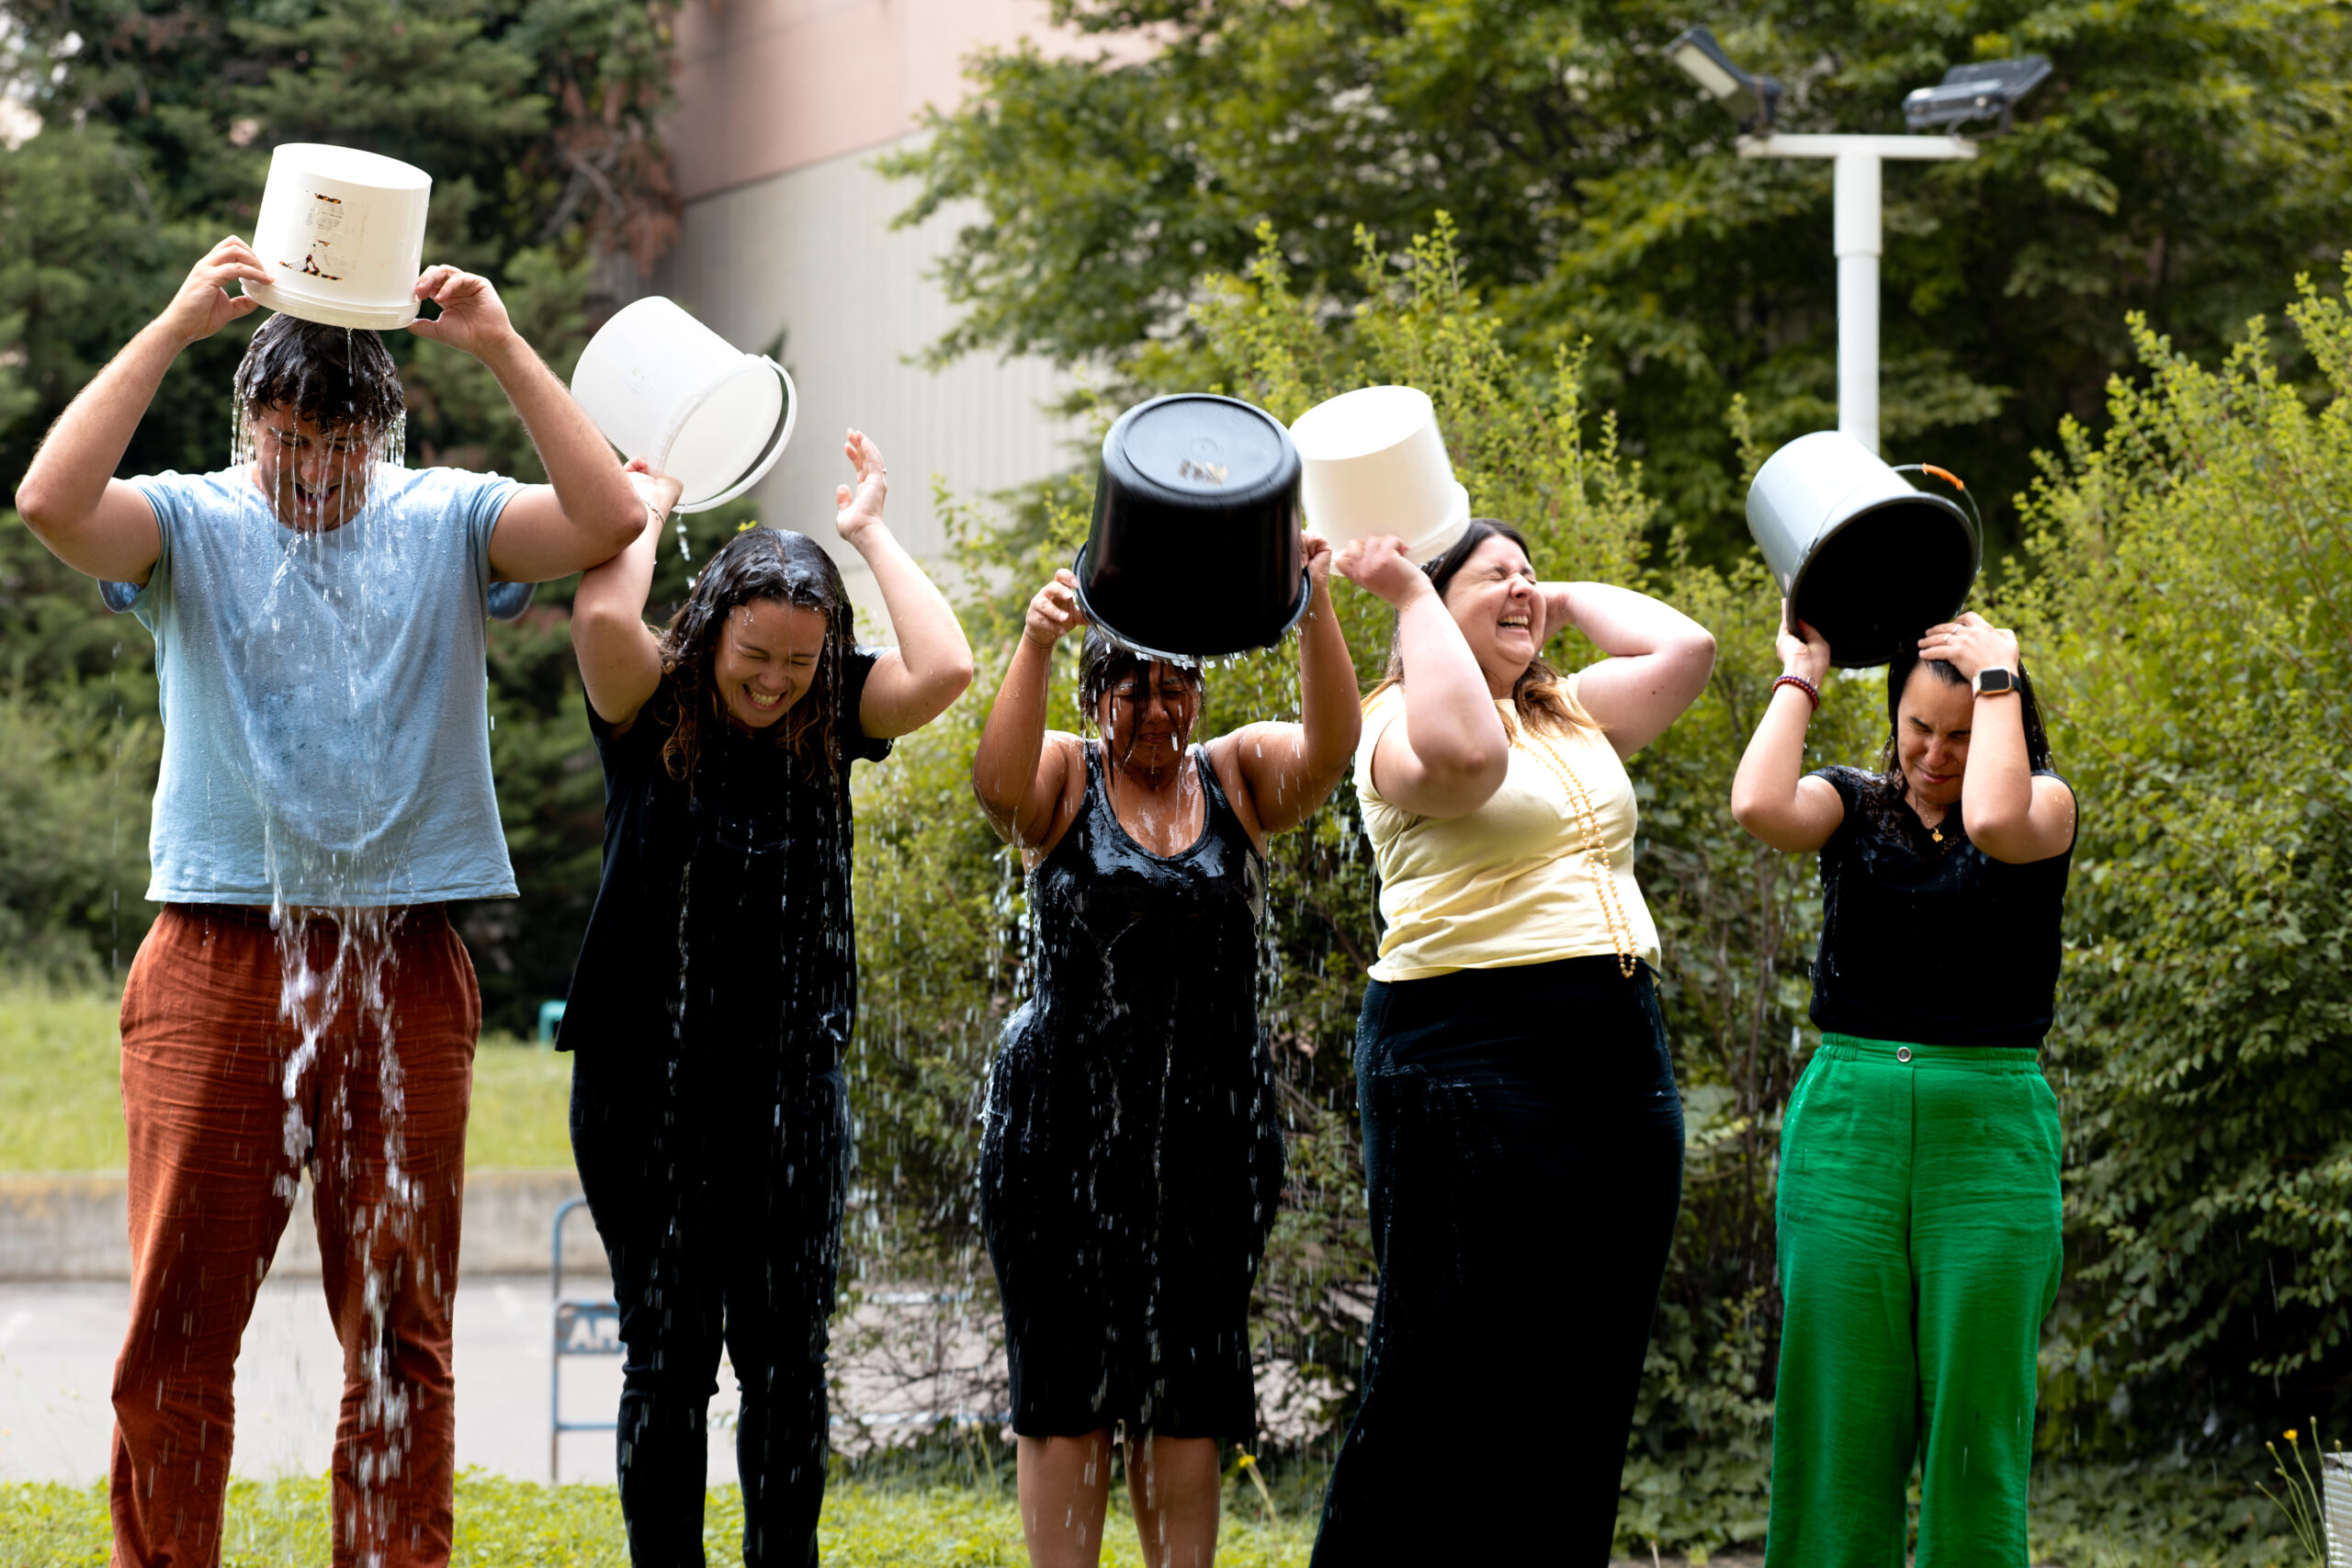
[111,904,479,1568]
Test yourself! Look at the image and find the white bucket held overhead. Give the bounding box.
[243,143,432,331]
[1290,385,1471,565]
[571,297,797,514]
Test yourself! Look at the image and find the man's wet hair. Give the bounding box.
[232,313,405,437]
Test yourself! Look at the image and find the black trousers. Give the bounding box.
[571,1037,850,1568]
[1312,957,1685,1566]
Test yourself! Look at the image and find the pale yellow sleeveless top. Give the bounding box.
[1354,679,1661,982]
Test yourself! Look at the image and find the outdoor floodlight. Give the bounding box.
[1668,26,1783,132]
[1902,57,2052,133]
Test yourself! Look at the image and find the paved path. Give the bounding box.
[0,1274,695,1485]
[0,1272,1006,1487]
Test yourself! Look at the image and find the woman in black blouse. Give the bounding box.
[1730,607,2075,1568]
[562,435,972,1567]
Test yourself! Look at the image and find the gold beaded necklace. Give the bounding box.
[1508,712,1640,978]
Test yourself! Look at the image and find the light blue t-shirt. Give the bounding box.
[121,464,524,906]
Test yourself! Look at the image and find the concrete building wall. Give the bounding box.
[654,0,1116,607]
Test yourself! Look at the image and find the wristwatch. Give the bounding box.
[1973,667,2017,697]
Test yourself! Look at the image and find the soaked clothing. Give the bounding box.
[564,664,887,1567]
[571,1034,848,1568]
[113,904,479,1568]
[1808,765,2075,1047]
[1355,682,1661,982]
[1312,958,1682,1565]
[1767,1036,2063,1568]
[980,744,1284,1443]
[119,465,522,905]
[560,656,889,1057]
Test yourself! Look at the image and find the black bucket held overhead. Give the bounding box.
[1745,431,1983,668]
[1075,394,1310,662]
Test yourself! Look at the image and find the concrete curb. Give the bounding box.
[0,1169,609,1280]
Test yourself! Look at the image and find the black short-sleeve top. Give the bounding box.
[558,651,892,1058]
[1807,763,2075,1048]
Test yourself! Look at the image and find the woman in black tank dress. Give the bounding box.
[970,539,1358,1568]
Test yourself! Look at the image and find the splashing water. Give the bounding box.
[237,369,429,1562]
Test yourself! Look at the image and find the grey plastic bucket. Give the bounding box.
[1746,430,1980,668]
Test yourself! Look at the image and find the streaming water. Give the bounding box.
[235,363,425,1564]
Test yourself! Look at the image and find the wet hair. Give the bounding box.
[1876,642,2053,795]
[655,526,855,781]
[1076,625,1204,733]
[233,313,405,438]
[1369,518,1601,737]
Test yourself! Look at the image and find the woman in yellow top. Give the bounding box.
[1311,522,1715,1566]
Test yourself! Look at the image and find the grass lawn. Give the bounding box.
[0,1472,1316,1567]
[0,983,574,1171]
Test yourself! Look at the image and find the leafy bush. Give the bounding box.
[2012,265,2352,1455]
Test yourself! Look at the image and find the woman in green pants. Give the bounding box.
[1730,605,2077,1568]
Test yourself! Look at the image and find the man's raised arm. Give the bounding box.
[403,265,642,581]
[15,237,276,583]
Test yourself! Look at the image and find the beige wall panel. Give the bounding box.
[669,0,1086,202]
[662,138,1084,609]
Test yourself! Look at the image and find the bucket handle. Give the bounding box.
[1892,461,1985,541]
[673,358,798,515]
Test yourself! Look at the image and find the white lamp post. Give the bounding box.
[1736,133,1975,455]
[1667,30,2050,455]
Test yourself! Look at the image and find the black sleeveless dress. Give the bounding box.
[979,742,1285,1443]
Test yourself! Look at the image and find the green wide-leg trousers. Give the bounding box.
[1764,1035,2063,1568]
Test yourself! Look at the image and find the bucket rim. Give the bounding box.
[670,357,797,514]
[1786,487,1980,668]
[241,278,420,331]
[1069,547,1314,666]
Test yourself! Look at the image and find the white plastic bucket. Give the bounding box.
[242,143,432,331]
[570,297,797,514]
[1290,385,1471,564]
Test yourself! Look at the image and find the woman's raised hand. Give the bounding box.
[621,457,684,527]
[1777,600,1831,684]
[1919,611,2017,681]
[834,429,890,545]
[1304,532,1335,593]
[1024,569,1087,649]
[1333,535,1430,608]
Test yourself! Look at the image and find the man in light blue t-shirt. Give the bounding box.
[15,234,647,1568]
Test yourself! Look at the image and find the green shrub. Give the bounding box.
[2011,265,2352,1455]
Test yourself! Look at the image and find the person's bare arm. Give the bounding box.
[571,463,682,733]
[1218,536,1360,836]
[402,265,642,582]
[834,432,974,739]
[1730,608,1847,853]
[971,571,1084,851]
[15,236,276,582]
[1927,613,2077,863]
[1335,535,1510,819]
[1548,581,1717,760]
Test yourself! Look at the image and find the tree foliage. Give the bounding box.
[888,0,2352,559]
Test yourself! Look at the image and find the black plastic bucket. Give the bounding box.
[1746,431,1981,668]
[1074,394,1310,661]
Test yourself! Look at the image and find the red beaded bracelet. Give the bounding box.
[1771,672,1821,712]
